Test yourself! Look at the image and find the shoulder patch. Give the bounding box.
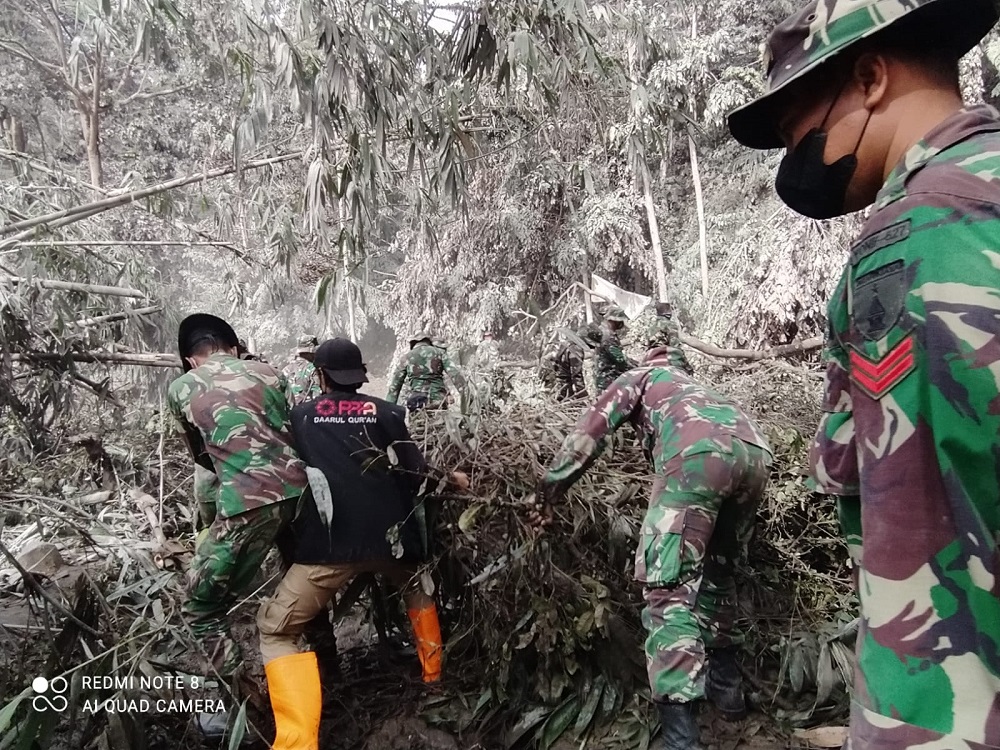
[850,220,910,265]
[852,260,909,342]
[849,335,916,400]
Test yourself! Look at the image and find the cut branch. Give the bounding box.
[0,276,145,298]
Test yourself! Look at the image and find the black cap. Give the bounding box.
[178,313,239,372]
[314,338,369,385]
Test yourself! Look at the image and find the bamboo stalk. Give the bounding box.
[10,351,181,368]
[0,151,302,238]
[0,276,146,297]
[17,240,235,247]
[72,306,162,327]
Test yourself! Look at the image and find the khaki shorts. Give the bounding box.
[256,561,429,663]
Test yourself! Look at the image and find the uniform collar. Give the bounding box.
[876,105,1000,210]
[642,347,671,365]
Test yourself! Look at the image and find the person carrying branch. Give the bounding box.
[168,313,307,675]
[532,327,772,750]
[257,338,469,750]
[594,306,635,393]
[387,331,467,412]
[728,1,1000,747]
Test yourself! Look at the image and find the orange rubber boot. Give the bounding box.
[407,604,443,683]
[264,651,321,750]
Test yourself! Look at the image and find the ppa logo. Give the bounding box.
[31,676,68,712]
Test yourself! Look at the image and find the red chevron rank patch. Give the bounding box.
[849,335,916,399]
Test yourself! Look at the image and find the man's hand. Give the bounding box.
[527,500,554,528]
[526,484,557,528]
[450,471,470,491]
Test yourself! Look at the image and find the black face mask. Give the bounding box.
[775,129,859,219]
[774,85,872,220]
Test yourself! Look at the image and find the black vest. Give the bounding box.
[281,390,425,565]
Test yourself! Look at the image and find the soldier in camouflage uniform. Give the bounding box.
[594,306,635,393]
[533,329,772,750]
[553,327,588,400]
[387,331,467,412]
[729,2,1000,747]
[169,314,307,675]
[283,334,322,406]
[472,329,505,403]
[649,303,693,376]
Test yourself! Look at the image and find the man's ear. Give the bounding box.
[854,52,890,110]
[185,356,198,370]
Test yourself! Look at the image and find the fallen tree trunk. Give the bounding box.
[0,276,146,298]
[497,335,823,370]
[682,334,823,361]
[10,351,181,368]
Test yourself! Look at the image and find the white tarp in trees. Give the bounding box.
[590,274,651,320]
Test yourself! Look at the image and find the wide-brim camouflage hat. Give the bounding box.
[178,313,239,372]
[409,331,433,346]
[728,0,1000,150]
[605,306,628,323]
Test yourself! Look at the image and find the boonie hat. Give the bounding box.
[728,0,1000,150]
[178,313,239,372]
[409,331,433,346]
[606,306,628,323]
[314,338,369,385]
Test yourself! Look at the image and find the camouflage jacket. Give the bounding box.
[387,342,467,405]
[554,341,584,382]
[168,353,307,518]
[808,107,1000,746]
[282,360,322,406]
[474,340,500,370]
[594,326,634,392]
[543,349,771,499]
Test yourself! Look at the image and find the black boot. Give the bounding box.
[706,646,747,721]
[656,701,704,750]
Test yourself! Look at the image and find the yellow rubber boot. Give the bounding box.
[264,651,321,750]
[407,604,443,683]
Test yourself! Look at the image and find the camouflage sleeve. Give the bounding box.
[443,354,467,390]
[607,340,633,372]
[167,380,214,473]
[542,372,644,501]
[808,271,860,497]
[387,363,406,404]
[808,271,861,566]
[279,370,296,410]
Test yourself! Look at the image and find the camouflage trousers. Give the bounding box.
[640,439,771,704]
[183,499,297,674]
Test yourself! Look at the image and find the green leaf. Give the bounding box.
[538,696,579,750]
[506,705,550,748]
[458,502,484,532]
[0,689,28,735]
[573,674,605,737]
[227,700,248,750]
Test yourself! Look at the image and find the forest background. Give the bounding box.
[1,1,999,749]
